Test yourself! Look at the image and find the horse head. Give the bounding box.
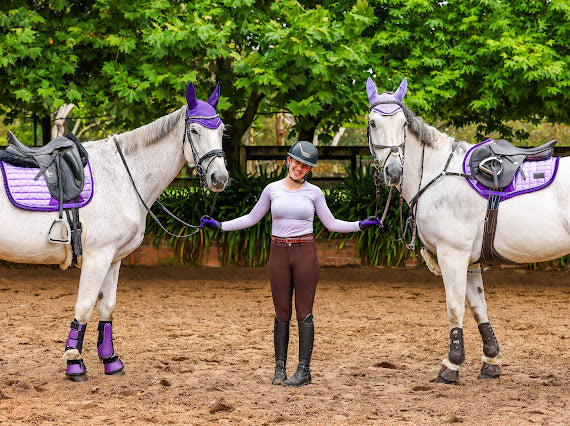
[366,77,408,186]
[185,82,229,192]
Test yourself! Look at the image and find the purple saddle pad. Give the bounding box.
[1,161,94,211]
[463,139,560,201]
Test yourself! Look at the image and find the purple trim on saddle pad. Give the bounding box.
[463,139,560,201]
[0,161,94,211]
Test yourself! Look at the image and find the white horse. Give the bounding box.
[366,77,570,384]
[0,82,228,381]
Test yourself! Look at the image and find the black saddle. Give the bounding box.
[4,131,89,202]
[469,138,556,190]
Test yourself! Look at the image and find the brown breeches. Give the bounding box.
[268,239,320,322]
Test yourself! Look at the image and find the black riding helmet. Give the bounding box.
[288,141,318,167]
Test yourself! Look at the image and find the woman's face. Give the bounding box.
[288,157,312,181]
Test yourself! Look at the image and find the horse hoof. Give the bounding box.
[477,362,501,380]
[106,369,125,377]
[68,374,88,382]
[435,365,459,384]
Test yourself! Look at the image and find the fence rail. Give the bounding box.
[239,145,570,171]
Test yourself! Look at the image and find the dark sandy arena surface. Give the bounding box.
[0,264,568,425]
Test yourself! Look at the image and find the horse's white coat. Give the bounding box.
[368,86,570,372]
[0,106,228,362]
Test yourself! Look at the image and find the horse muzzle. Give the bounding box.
[383,158,403,186]
[207,170,229,192]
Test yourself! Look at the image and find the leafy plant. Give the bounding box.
[322,166,416,267]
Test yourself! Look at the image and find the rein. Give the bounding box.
[114,137,202,238]
[114,111,226,239]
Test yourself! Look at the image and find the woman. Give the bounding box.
[201,141,381,386]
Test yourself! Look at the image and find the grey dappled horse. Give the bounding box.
[0,82,228,381]
[366,77,570,384]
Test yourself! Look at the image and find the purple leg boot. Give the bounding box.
[65,319,87,380]
[97,321,124,375]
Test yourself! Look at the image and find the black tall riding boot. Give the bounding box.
[272,317,289,385]
[285,313,314,387]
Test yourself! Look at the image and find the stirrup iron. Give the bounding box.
[48,218,71,244]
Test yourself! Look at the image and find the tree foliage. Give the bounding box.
[1,0,568,157]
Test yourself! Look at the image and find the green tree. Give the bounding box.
[368,0,570,139]
[1,0,568,161]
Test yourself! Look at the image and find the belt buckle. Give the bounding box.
[285,238,295,245]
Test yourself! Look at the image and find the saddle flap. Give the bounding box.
[469,144,522,190]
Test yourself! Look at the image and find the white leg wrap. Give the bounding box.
[481,353,502,365]
[442,357,460,371]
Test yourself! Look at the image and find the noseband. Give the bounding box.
[183,114,225,182]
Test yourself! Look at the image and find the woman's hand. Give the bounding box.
[200,215,221,231]
[359,216,382,230]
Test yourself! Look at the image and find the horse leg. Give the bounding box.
[96,260,125,375]
[435,249,469,384]
[62,251,114,381]
[466,265,501,379]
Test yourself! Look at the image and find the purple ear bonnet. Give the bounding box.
[366,77,407,115]
[186,82,222,129]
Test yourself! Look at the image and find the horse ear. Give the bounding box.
[207,82,220,109]
[394,78,408,102]
[366,77,378,104]
[186,82,198,110]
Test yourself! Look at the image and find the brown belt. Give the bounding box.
[271,235,314,245]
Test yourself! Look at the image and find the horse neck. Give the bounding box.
[401,126,455,203]
[115,108,187,204]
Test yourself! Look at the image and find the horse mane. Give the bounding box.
[116,107,186,155]
[399,103,438,147]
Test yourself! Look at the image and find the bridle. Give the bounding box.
[366,98,471,252]
[367,100,407,171]
[183,113,226,183]
[367,99,420,250]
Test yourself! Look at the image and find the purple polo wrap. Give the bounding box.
[97,321,124,374]
[65,320,86,352]
[186,81,222,129]
[97,321,115,359]
[1,161,94,212]
[367,77,408,115]
[463,139,560,200]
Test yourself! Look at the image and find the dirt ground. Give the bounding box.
[0,264,567,425]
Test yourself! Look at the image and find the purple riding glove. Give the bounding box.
[359,216,382,230]
[200,215,221,231]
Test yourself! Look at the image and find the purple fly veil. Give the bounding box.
[185,82,222,129]
[367,77,408,115]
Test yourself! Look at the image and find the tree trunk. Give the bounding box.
[51,104,75,139]
[223,91,265,172]
[41,115,51,146]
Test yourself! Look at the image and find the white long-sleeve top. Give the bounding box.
[221,180,360,237]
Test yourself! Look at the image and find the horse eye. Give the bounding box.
[190,127,199,135]
[369,121,376,129]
